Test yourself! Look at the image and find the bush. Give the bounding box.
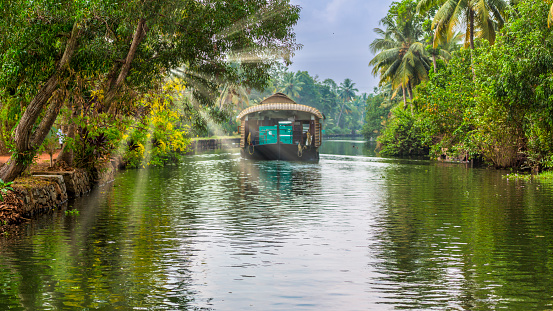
[122,82,191,168]
[377,107,429,156]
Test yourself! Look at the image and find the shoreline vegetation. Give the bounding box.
[363,0,553,175]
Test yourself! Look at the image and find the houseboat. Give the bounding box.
[237,93,323,162]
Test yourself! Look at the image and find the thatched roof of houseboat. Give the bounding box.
[237,93,324,120]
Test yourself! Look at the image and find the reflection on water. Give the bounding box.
[320,138,376,157]
[1,140,553,310]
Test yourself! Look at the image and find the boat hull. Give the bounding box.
[241,144,319,162]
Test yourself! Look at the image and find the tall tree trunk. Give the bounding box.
[336,100,346,127]
[469,8,476,80]
[407,80,413,101]
[402,84,407,109]
[105,18,147,115]
[469,9,475,50]
[407,80,414,115]
[431,37,438,72]
[0,22,81,182]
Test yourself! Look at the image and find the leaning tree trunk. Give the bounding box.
[105,18,147,115]
[0,23,81,182]
[432,53,437,72]
[58,18,147,169]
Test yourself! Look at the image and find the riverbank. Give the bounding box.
[0,154,117,234]
[0,137,239,233]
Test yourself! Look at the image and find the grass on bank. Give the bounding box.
[504,171,553,181]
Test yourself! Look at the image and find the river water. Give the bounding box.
[1,139,553,310]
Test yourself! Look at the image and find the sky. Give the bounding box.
[288,0,396,95]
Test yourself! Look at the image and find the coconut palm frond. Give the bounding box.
[549,4,553,28]
[432,0,458,29]
[417,0,444,14]
[381,60,402,82]
[369,48,402,67]
[439,49,453,60]
[489,2,505,28]
[474,0,491,41]
[369,38,396,53]
[432,0,507,48]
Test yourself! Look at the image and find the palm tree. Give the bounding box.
[319,79,339,116]
[369,16,431,112]
[322,78,338,97]
[339,78,358,102]
[378,82,402,109]
[417,0,508,50]
[336,78,358,126]
[218,83,250,111]
[427,31,463,71]
[279,72,304,99]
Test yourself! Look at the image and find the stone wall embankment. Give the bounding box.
[0,161,116,232]
[13,175,69,217]
[31,169,91,198]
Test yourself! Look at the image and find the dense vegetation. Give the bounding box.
[0,0,301,181]
[365,0,553,171]
[218,64,368,137]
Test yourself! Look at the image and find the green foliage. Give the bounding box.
[64,209,79,216]
[377,107,429,156]
[388,0,430,37]
[72,113,122,172]
[468,0,553,169]
[374,0,553,171]
[415,49,476,160]
[122,80,191,168]
[362,88,394,139]
[369,0,432,108]
[417,0,508,49]
[279,72,305,98]
[0,178,14,202]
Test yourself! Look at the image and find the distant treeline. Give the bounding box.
[217,65,367,137]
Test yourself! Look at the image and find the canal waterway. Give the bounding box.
[1,139,553,310]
